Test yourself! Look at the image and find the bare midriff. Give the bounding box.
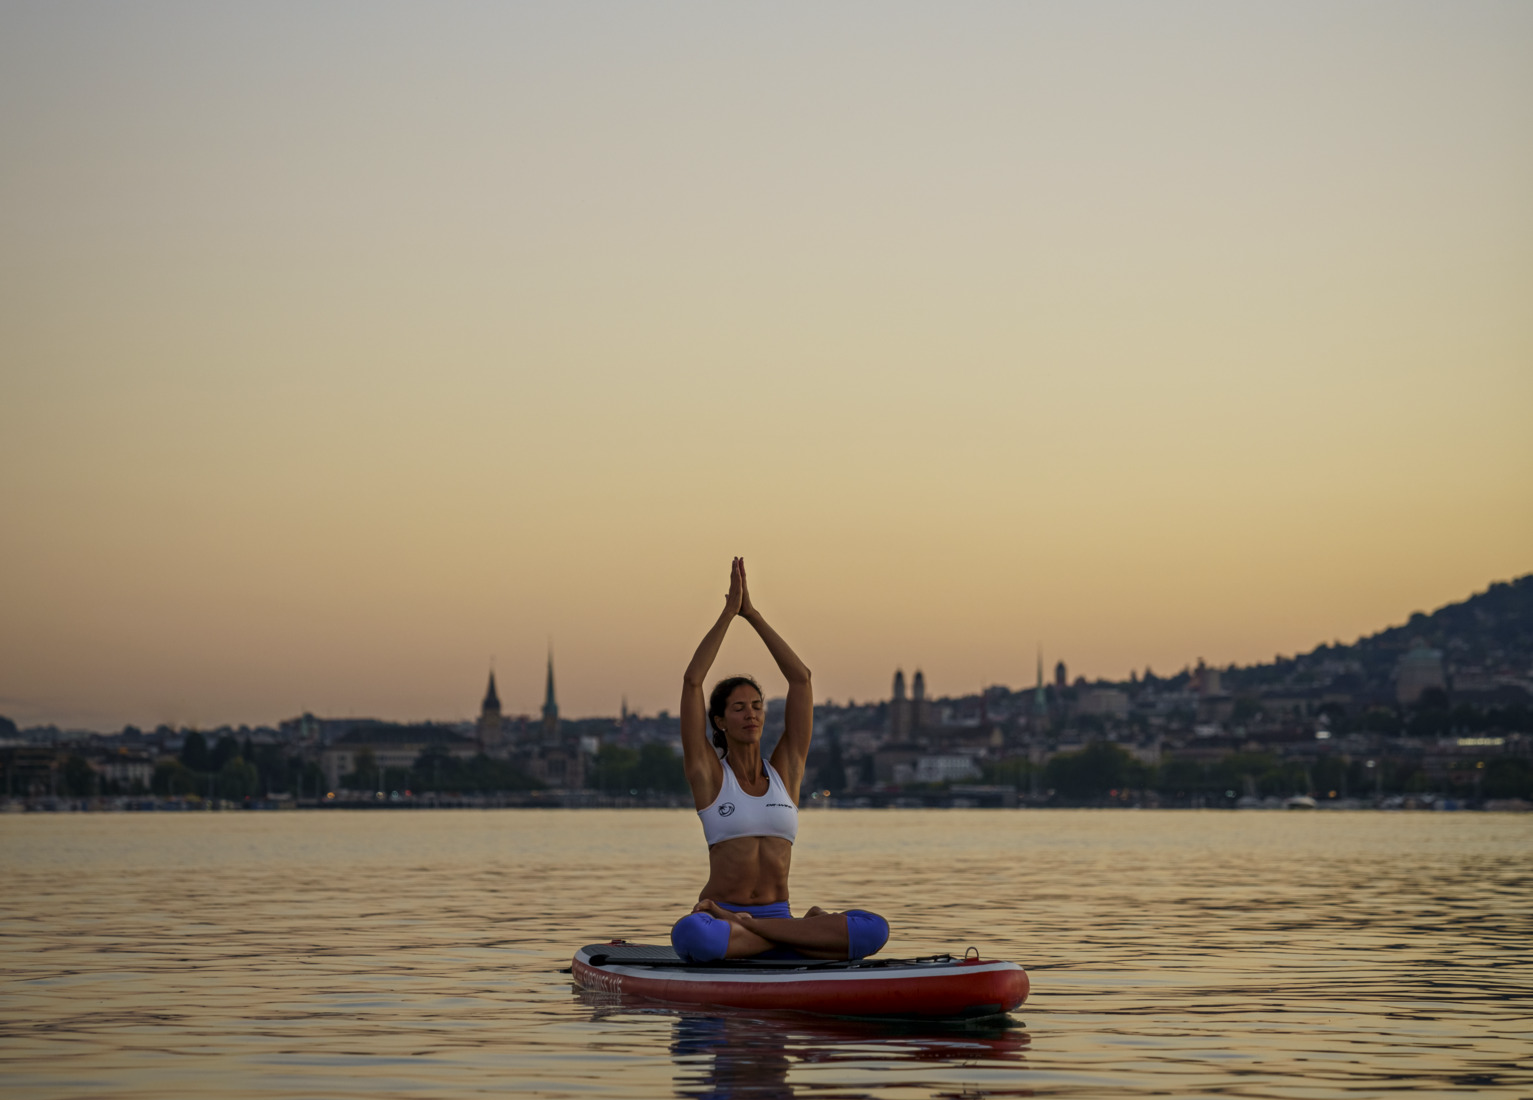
[699,835,793,905]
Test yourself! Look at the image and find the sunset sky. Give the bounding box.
[2,2,1530,730]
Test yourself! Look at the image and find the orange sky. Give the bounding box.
[2,3,1530,730]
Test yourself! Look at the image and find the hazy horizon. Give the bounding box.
[3,2,1530,731]
[1,571,1527,733]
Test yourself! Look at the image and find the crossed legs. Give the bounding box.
[670,900,890,963]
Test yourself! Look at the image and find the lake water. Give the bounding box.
[2,809,1529,1099]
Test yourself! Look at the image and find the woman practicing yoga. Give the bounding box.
[669,558,889,963]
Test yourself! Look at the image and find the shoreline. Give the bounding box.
[5,794,1528,814]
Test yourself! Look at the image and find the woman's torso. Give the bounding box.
[696,759,798,905]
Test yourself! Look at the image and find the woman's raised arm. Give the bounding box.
[680,558,744,806]
[737,562,813,800]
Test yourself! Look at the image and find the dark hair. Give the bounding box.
[707,676,763,753]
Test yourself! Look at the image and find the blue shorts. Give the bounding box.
[670,901,889,963]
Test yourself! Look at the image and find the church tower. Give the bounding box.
[541,651,560,744]
[912,669,930,731]
[889,669,910,739]
[478,670,505,755]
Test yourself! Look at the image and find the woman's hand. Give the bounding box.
[738,558,757,619]
[724,557,744,618]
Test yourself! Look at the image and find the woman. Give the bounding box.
[670,558,889,963]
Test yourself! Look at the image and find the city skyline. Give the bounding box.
[4,570,1525,733]
[2,3,1530,730]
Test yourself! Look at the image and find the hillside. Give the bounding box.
[1226,574,1533,697]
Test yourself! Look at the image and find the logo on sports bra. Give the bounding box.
[717,803,735,817]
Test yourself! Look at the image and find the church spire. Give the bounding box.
[478,667,504,755]
[541,648,560,741]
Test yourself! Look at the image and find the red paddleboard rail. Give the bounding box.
[572,948,1028,1019]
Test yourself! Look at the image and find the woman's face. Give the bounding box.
[718,685,765,746]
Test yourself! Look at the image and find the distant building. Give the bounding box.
[1450,668,1533,705]
[522,742,583,789]
[1054,660,1067,690]
[477,671,505,756]
[886,668,933,736]
[912,669,932,731]
[321,725,477,791]
[541,653,560,744]
[1193,659,1233,723]
[1032,652,1049,727]
[889,670,910,739]
[873,742,922,785]
[1258,694,1313,719]
[277,713,383,747]
[1396,640,1446,704]
[915,754,982,784]
[514,651,583,789]
[1,745,60,797]
[1078,687,1129,719]
[91,751,154,791]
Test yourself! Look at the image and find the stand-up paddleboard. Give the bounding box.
[572,942,1029,1019]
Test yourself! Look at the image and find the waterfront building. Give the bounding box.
[321,724,477,791]
[90,751,154,791]
[915,754,983,784]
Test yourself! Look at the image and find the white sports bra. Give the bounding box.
[697,759,799,847]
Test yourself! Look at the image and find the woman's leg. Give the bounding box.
[672,905,777,961]
[733,905,890,960]
[676,901,890,962]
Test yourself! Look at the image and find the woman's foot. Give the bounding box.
[692,899,743,923]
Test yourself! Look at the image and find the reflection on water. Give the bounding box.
[672,1014,1031,1100]
[2,809,1530,1098]
[580,999,1029,1100]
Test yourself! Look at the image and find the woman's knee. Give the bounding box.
[844,910,889,959]
[671,911,731,963]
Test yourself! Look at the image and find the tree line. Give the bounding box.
[339,746,543,794]
[980,741,1532,803]
[150,731,326,800]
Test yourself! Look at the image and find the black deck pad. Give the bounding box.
[579,944,959,972]
[582,944,684,965]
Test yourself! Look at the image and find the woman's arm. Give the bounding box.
[680,559,744,807]
[738,563,813,801]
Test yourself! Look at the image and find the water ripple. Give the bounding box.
[2,809,1530,1098]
